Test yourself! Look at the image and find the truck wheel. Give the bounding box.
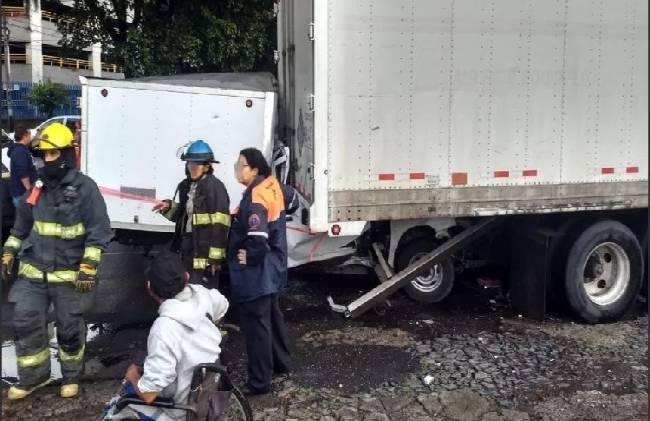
[641,231,648,296]
[395,239,455,303]
[563,220,643,323]
[548,216,600,308]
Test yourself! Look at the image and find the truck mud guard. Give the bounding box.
[327,216,504,319]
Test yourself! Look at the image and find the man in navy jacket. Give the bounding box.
[8,125,37,206]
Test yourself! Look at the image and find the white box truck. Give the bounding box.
[274,0,648,323]
[78,73,357,267]
[71,0,647,324]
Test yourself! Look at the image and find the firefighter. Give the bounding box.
[228,147,296,396]
[1,122,112,400]
[152,140,230,285]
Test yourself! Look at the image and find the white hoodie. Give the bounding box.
[135,284,229,421]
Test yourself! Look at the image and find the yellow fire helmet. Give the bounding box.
[33,122,75,151]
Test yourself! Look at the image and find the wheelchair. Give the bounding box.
[108,325,253,421]
[111,362,252,421]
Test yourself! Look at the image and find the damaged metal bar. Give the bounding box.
[372,242,394,283]
[327,216,504,319]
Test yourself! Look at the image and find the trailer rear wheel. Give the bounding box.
[548,216,600,308]
[396,239,455,303]
[564,220,643,323]
[641,231,648,296]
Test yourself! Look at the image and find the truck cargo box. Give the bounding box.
[278,0,648,233]
[80,73,277,233]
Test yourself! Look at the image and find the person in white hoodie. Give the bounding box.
[102,251,229,421]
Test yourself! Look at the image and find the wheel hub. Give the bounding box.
[581,242,630,306]
[408,253,444,293]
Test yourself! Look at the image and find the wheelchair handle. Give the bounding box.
[220,323,241,333]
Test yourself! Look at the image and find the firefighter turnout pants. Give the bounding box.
[9,269,94,388]
[181,234,220,288]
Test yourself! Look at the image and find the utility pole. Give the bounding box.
[2,15,15,132]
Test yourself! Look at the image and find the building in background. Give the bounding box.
[2,0,124,84]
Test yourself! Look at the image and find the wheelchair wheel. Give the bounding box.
[221,384,254,421]
[204,366,252,421]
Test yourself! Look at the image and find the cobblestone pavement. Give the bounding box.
[2,275,648,421]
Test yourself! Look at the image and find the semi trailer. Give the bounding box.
[275,0,648,323]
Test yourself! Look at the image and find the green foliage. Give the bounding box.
[25,81,72,118]
[55,0,276,77]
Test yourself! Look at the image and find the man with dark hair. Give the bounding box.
[8,125,37,206]
[113,252,229,420]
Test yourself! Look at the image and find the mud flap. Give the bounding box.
[509,227,559,320]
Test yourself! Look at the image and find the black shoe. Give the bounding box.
[241,385,270,396]
[274,371,292,380]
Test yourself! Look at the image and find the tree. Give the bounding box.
[26,81,72,118]
[54,0,276,77]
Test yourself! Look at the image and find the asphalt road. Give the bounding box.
[1,245,648,421]
[2,269,648,420]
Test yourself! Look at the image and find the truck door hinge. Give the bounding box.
[308,23,315,41]
[308,95,315,112]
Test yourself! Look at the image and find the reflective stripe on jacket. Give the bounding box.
[2,169,113,276]
[227,175,289,303]
[163,173,230,269]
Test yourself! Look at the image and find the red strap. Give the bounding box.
[26,186,41,206]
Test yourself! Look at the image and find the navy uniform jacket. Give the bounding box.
[227,176,298,303]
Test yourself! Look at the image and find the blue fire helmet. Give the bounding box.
[180,140,219,163]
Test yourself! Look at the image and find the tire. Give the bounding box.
[229,385,254,421]
[563,219,643,324]
[548,216,600,308]
[187,372,254,421]
[395,238,455,303]
[641,231,648,296]
[218,375,254,421]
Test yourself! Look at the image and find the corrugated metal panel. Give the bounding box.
[1,82,81,119]
[314,0,648,225]
[325,0,648,190]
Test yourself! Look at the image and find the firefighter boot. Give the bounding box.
[61,383,79,398]
[7,378,52,401]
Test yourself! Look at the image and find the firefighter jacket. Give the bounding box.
[227,175,296,303]
[163,173,230,269]
[3,169,113,282]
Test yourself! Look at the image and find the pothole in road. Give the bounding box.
[299,327,417,347]
[292,327,420,393]
[293,344,420,393]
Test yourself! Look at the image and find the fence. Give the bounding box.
[2,82,81,120]
[2,5,74,25]
[2,6,122,73]
[5,53,123,73]
[2,6,25,18]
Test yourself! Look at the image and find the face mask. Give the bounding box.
[40,156,66,182]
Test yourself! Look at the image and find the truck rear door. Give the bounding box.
[284,0,315,203]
